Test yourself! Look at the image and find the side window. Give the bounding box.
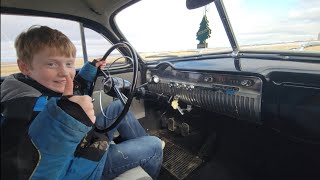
[0,14,84,76]
[84,28,124,65]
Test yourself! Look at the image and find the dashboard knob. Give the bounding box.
[241,80,254,86]
[204,76,214,82]
[152,75,160,84]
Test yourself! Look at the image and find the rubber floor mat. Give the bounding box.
[162,138,203,180]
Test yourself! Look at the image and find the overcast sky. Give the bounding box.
[1,0,320,61]
[116,0,320,51]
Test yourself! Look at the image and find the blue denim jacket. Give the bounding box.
[1,62,109,179]
[29,98,108,180]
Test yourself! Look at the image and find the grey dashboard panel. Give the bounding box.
[146,65,263,124]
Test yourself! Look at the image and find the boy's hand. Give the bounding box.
[92,58,107,69]
[63,74,96,124]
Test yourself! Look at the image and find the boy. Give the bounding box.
[1,25,163,179]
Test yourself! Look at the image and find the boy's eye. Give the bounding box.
[66,62,75,67]
[47,63,58,67]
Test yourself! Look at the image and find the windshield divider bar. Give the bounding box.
[214,0,239,54]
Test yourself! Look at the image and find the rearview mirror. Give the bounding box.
[186,0,214,9]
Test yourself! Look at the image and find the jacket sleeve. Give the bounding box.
[74,61,98,95]
[28,98,92,179]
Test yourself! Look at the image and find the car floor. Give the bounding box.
[148,111,320,180]
[153,127,251,180]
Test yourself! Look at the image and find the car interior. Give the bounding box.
[1,0,320,180]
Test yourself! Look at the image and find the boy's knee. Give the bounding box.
[109,100,124,111]
[113,99,124,107]
[146,136,163,155]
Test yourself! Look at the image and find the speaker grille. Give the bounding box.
[148,84,261,123]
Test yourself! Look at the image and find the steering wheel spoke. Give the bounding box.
[113,86,128,105]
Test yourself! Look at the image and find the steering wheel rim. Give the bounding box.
[92,42,139,133]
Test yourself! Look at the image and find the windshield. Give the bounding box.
[116,0,320,61]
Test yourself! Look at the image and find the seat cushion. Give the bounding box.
[113,166,152,180]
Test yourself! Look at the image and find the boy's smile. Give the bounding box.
[18,48,76,93]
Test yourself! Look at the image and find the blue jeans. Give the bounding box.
[95,100,163,180]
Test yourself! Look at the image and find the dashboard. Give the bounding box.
[146,63,263,124]
[143,57,320,141]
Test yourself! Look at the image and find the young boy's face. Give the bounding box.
[19,48,76,93]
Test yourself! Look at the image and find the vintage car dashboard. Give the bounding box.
[146,63,263,124]
[144,57,320,141]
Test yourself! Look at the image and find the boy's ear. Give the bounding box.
[17,59,31,75]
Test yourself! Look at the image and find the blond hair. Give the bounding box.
[14,25,76,67]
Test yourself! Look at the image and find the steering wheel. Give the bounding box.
[91,42,139,133]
